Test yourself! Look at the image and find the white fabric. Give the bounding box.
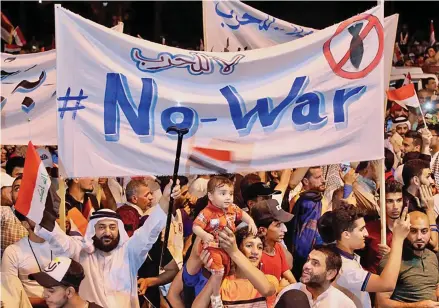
[334,253,371,308]
[203,1,398,88]
[203,0,315,52]
[188,177,209,198]
[108,177,124,204]
[1,50,57,145]
[1,172,15,188]
[41,256,72,282]
[36,148,53,169]
[1,237,53,298]
[0,23,123,146]
[275,283,356,308]
[1,274,32,308]
[35,205,167,308]
[56,5,385,177]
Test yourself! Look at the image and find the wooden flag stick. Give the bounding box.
[379,159,386,245]
[58,178,66,232]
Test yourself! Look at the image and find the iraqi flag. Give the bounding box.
[4,43,21,53]
[13,26,26,46]
[14,141,52,225]
[430,20,436,47]
[1,12,14,44]
[386,83,420,108]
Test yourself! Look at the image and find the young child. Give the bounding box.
[193,176,257,308]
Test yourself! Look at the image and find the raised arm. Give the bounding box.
[364,208,411,292]
[219,228,276,297]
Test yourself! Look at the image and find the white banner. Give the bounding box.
[0,23,124,146]
[203,0,316,52]
[203,0,398,86]
[56,5,384,177]
[1,50,57,145]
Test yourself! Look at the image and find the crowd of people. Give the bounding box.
[1,75,439,307]
[2,3,439,308]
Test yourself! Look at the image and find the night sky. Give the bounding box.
[1,1,439,49]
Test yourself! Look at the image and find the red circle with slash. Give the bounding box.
[323,14,384,80]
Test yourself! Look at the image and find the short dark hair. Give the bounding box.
[62,259,85,292]
[303,166,321,180]
[332,203,365,241]
[428,124,439,136]
[402,159,430,186]
[422,77,436,89]
[313,245,342,282]
[240,173,261,202]
[125,180,148,203]
[207,176,233,194]
[404,131,422,148]
[385,180,403,194]
[235,226,261,248]
[5,156,25,176]
[384,148,394,172]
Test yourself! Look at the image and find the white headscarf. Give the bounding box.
[83,209,129,254]
[391,117,411,131]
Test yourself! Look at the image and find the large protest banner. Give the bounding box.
[203,0,397,85]
[56,5,384,177]
[0,23,123,145]
[202,0,316,52]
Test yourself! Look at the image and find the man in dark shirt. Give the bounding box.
[376,211,439,306]
[401,159,433,212]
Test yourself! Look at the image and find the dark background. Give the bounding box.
[1,1,439,50]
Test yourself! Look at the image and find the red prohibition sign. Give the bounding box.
[323,14,384,80]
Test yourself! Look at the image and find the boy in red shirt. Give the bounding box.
[193,176,257,307]
[251,199,297,287]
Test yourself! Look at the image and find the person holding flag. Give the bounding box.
[14,142,182,308]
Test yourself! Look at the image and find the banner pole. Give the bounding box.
[58,177,66,232]
[380,159,386,244]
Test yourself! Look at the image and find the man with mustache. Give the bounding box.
[376,211,439,307]
[34,180,181,308]
[274,246,355,307]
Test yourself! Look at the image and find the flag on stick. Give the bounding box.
[14,141,52,225]
[1,12,14,44]
[13,26,26,46]
[387,83,420,108]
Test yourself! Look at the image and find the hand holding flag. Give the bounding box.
[14,141,54,228]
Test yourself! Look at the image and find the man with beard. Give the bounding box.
[376,211,439,307]
[287,166,326,279]
[65,177,116,219]
[30,257,102,308]
[2,176,53,308]
[34,180,181,308]
[274,246,355,307]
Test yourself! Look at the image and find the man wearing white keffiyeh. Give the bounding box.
[34,180,181,308]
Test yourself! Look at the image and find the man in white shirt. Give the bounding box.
[2,177,53,308]
[322,203,411,308]
[34,180,181,308]
[275,246,355,308]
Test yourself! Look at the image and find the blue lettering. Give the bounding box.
[161,106,199,139]
[220,76,308,136]
[104,73,157,142]
[291,92,327,131]
[333,86,366,130]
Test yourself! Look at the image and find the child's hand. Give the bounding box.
[202,233,215,243]
[248,220,258,236]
